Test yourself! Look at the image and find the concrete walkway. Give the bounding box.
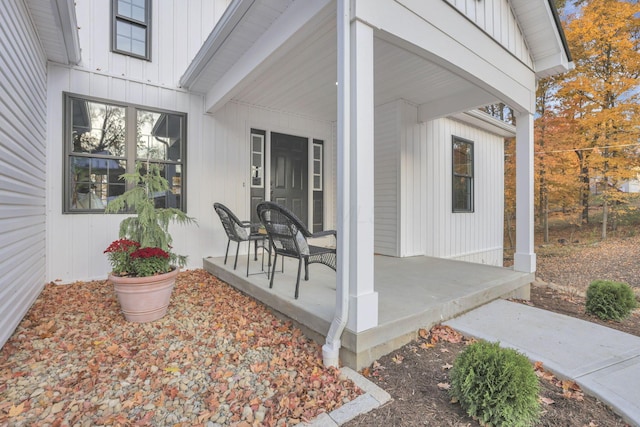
[445,299,640,427]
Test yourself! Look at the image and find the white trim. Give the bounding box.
[514,112,536,273]
[200,0,331,113]
[450,110,516,138]
[179,0,255,88]
[53,0,81,64]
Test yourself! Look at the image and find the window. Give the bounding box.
[250,133,264,188]
[312,141,323,191]
[64,93,186,213]
[112,0,151,59]
[452,136,474,212]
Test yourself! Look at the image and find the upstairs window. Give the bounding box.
[452,136,474,212]
[112,0,151,60]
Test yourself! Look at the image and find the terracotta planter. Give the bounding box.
[108,267,179,323]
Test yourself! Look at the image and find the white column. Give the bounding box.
[347,19,378,332]
[514,112,536,273]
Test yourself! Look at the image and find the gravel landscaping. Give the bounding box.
[0,269,361,426]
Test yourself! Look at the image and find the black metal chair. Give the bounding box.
[257,201,337,299]
[213,202,267,277]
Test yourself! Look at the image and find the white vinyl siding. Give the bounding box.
[0,0,48,348]
[444,0,533,68]
[47,65,203,282]
[424,118,504,266]
[374,101,401,256]
[209,101,335,258]
[45,0,232,282]
[374,102,503,263]
[74,0,231,89]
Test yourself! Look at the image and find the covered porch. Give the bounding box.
[203,254,533,370]
[181,0,571,368]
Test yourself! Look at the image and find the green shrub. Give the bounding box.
[449,341,540,427]
[586,280,637,321]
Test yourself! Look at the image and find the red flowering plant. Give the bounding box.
[104,240,171,277]
[104,239,140,276]
[129,246,171,277]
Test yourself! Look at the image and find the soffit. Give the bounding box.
[510,0,572,77]
[26,0,81,65]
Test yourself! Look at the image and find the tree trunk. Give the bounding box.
[543,193,549,244]
[581,164,590,224]
[601,198,608,240]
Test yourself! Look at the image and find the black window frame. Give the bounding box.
[63,92,187,214]
[112,0,152,60]
[452,136,474,213]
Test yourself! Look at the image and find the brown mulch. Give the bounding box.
[0,270,362,426]
[346,234,640,427]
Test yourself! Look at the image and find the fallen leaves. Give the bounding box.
[427,325,464,344]
[0,269,363,426]
[535,361,584,401]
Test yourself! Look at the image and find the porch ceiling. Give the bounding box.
[181,0,497,122]
[231,15,486,122]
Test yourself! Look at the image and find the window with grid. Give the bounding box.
[64,93,186,213]
[452,136,474,212]
[112,0,151,59]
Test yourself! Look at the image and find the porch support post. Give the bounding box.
[514,112,536,273]
[346,19,378,332]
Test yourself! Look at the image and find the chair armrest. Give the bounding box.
[311,229,337,239]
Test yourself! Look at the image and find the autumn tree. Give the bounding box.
[535,74,583,243]
[558,0,640,238]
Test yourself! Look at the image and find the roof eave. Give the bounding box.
[53,0,81,65]
[179,0,254,90]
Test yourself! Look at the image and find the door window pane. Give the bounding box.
[250,133,264,188]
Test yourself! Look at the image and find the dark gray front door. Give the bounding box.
[271,132,308,225]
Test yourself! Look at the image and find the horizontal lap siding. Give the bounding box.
[0,0,48,347]
[424,118,504,266]
[374,102,400,256]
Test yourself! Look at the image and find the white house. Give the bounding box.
[0,0,571,366]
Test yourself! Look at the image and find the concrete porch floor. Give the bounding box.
[203,253,533,370]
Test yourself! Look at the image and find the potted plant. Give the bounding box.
[104,162,195,322]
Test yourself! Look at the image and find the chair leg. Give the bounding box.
[304,259,309,281]
[295,258,303,299]
[269,254,278,289]
[246,241,251,277]
[233,241,240,270]
[254,239,258,261]
[224,240,230,265]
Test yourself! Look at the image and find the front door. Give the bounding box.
[271,132,308,225]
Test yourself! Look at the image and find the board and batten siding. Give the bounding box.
[0,0,48,347]
[74,0,231,88]
[45,0,232,282]
[444,0,533,69]
[374,101,504,263]
[208,101,335,258]
[424,117,505,266]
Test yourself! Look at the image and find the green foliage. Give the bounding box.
[105,162,196,268]
[586,280,637,321]
[450,341,540,427]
